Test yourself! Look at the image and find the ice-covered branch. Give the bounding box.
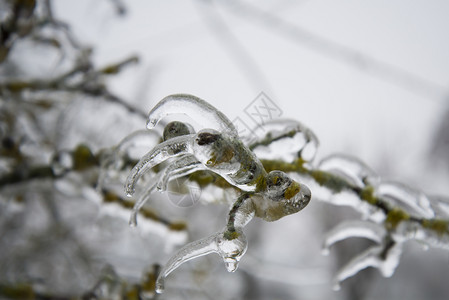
[258,151,449,288]
[122,95,449,292]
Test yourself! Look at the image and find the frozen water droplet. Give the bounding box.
[376,181,435,218]
[146,118,157,129]
[147,94,238,137]
[248,119,319,162]
[155,277,165,294]
[216,231,247,271]
[318,154,379,188]
[125,189,134,198]
[224,258,239,272]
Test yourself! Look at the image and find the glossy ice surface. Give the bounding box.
[124,94,312,293]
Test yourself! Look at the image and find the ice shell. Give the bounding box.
[147,94,238,137]
[318,154,379,189]
[247,119,319,162]
[334,242,403,289]
[376,181,435,219]
[323,220,386,252]
[393,221,449,250]
[125,134,194,197]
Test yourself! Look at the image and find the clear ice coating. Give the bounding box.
[322,220,401,289]
[326,194,449,289]
[146,94,239,138]
[162,121,195,141]
[333,242,403,291]
[127,122,202,226]
[247,119,319,162]
[376,181,435,219]
[322,221,386,255]
[314,154,449,289]
[264,170,312,213]
[155,230,248,294]
[123,94,313,293]
[392,220,449,250]
[129,155,205,227]
[128,180,157,227]
[318,154,379,189]
[429,195,449,218]
[155,193,255,293]
[123,93,449,295]
[124,134,195,197]
[155,154,204,192]
[318,190,385,223]
[98,129,160,192]
[112,129,161,160]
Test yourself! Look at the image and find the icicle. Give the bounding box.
[155,233,217,293]
[156,155,204,192]
[156,229,247,294]
[376,181,435,219]
[334,242,403,290]
[125,134,195,197]
[128,181,157,227]
[322,221,386,255]
[147,94,238,137]
[247,119,319,162]
[318,154,379,189]
[129,156,206,226]
[333,247,383,290]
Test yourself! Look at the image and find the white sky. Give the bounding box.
[54,0,449,194]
